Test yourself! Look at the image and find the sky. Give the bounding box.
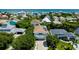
[0,0,79,9]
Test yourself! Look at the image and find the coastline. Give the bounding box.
[0,9,79,13]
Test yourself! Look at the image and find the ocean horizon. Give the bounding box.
[0,9,79,13]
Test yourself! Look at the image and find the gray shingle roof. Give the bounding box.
[50,29,67,35]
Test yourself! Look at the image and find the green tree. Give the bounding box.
[12,34,35,50]
[46,34,59,50]
[56,41,73,50]
[12,26,35,50]
[16,18,31,28]
[0,32,14,50]
[41,22,51,30]
[17,15,22,20]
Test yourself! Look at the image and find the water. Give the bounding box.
[0,9,79,13]
[9,21,16,25]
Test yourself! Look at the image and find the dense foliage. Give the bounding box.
[16,18,31,28]
[56,41,74,50]
[12,34,35,50]
[0,32,14,50]
[46,34,74,50]
[62,22,79,32]
[12,27,35,50]
[46,34,59,50]
[42,21,79,32]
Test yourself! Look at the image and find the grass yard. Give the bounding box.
[56,41,73,50]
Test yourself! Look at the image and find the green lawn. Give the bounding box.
[56,41,73,50]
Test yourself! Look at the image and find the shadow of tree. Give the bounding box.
[43,41,48,47]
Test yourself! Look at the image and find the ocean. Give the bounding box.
[0,9,79,13]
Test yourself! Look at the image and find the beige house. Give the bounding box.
[31,19,41,26]
[53,16,62,24]
[59,16,66,22]
[33,25,48,39]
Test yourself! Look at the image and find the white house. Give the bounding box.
[59,16,66,22]
[66,16,77,22]
[53,16,62,24]
[31,19,41,26]
[42,16,51,22]
[11,28,26,34]
[17,11,27,17]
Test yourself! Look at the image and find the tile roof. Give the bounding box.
[34,25,47,33]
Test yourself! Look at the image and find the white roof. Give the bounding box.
[0,24,15,30]
[11,28,26,33]
[18,11,26,14]
[53,21,62,24]
[42,16,51,22]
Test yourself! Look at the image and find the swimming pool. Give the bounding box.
[9,21,16,25]
[0,20,16,32]
[8,20,17,25]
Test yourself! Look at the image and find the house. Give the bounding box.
[66,16,77,22]
[42,16,51,22]
[66,33,75,40]
[0,14,8,19]
[0,20,8,24]
[53,16,62,24]
[17,11,27,17]
[59,16,66,22]
[50,29,67,39]
[33,25,48,39]
[0,20,16,33]
[50,29,75,41]
[0,21,25,35]
[31,19,41,26]
[11,28,25,34]
[75,28,79,35]
[0,24,15,33]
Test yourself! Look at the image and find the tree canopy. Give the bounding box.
[16,18,31,28]
[0,32,14,50]
[47,34,74,50]
[12,26,35,50]
[12,34,35,50]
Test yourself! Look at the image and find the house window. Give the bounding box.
[37,33,45,35]
[16,32,23,34]
[35,24,39,26]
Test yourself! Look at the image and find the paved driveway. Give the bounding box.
[73,44,79,50]
[34,40,48,50]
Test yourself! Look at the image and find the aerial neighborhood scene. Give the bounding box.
[0,9,79,50]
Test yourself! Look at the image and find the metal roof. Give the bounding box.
[75,28,79,34]
[66,33,75,38]
[11,28,25,33]
[50,29,67,35]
